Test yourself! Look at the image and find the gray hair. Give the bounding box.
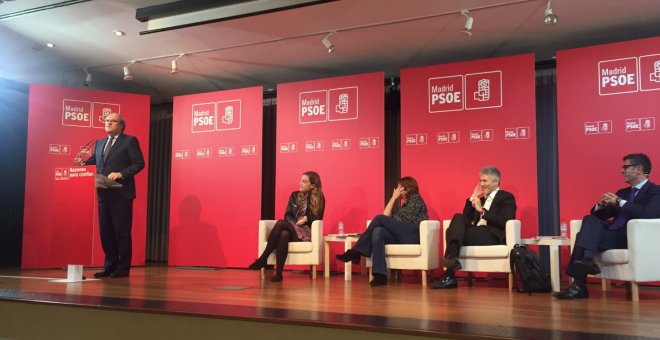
[480,166,501,182]
[118,115,126,132]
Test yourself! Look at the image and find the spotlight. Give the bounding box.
[460,10,473,36]
[544,0,558,25]
[123,62,134,81]
[171,54,184,75]
[322,31,336,53]
[83,68,92,87]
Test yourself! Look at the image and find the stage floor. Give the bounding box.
[1,266,659,339]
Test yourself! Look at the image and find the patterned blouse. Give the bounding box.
[392,193,428,225]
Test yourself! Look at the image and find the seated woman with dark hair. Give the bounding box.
[249,171,325,282]
[336,177,428,286]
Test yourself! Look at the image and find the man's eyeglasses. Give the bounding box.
[105,120,120,124]
[621,164,639,171]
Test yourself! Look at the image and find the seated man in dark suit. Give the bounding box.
[555,153,660,299]
[431,166,516,289]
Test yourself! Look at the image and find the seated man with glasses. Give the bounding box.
[554,153,660,299]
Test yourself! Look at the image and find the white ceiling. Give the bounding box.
[1,0,660,104]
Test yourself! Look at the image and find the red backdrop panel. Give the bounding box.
[557,37,660,227]
[401,54,538,238]
[276,72,384,270]
[22,84,150,269]
[169,86,263,267]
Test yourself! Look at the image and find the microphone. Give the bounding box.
[73,139,95,165]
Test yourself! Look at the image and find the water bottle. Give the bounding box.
[338,220,345,235]
[560,219,568,239]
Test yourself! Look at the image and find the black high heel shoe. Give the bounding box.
[335,249,361,265]
[248,258,267,270]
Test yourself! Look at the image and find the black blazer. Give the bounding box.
[591,180,660,222]
[84,133,145,201]
[283,191,325,227]
[462,189,517,243]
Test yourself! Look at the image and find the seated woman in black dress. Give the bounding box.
[249,171,325,282]
[336,176,428,286]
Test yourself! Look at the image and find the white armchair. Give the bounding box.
[442,219,521,289]
[570,219,660,301]
[258,220,323,279]
[365,220,440,286]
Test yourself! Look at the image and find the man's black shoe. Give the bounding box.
[573,259,601,276]
[370,274,387,287]
[430,275,458,289]
[93,270,112,278]
[110,270,130,278]
[441,256,462,271]
[553,283,589,299]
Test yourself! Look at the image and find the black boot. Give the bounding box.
[370,273,387,287]
[335,249,361,264]
[248,258,267,270]
[271,272,283,282]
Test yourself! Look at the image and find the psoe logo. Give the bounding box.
[191,102,216,133]
[584,122,599,135]
[92,103,120,128]
[54,168,70,181]
[174,149,190,160]
[639,54,660,92]
[626,117,655,132]
[328,87,358,121]
[331,139,351,150]
[62,99,92,127]
[598,57,638,96]
[280,142,298,153]
[217,100,241,131]
[465,71,502,110]
[504,128,518,140]
[640,117,655,131]
[299,90,327,124]
[428,75,464,113]
[218,146,235,157]
[598,121,613,134]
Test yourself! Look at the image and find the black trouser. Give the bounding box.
[444,213,500,260]
[98,198,133,272]
[567,214,628,284]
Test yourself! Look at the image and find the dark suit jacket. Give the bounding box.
[84,133,145,201]
[284,191,325,227]
[591,180,660,222]
[462,189,517,243]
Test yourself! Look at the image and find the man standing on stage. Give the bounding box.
[554,153,660,299]
[81,113,145,278]
[431,166,517,289]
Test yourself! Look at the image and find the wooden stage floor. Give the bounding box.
[1,266,659,339]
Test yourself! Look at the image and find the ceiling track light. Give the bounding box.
[544,0,558,25]
[460,10,473,36]
[322,31,336,54]
[171,54,184,75]
[83,67,92,87]
[123,61,135,81]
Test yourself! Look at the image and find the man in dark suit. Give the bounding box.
[81,113,145,278]
[555,153,660,299]
[431,166,517,289]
